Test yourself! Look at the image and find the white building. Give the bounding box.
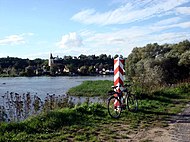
[49,53,54,67]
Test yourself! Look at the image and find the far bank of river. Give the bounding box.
[0,75,113,104]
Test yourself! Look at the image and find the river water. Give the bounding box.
[0,76,113,104]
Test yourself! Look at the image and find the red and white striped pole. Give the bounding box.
[114,57,124,92]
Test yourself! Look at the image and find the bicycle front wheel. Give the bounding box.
[127,94,138,112]
[108,96,122,118]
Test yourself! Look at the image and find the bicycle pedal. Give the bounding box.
[122,104,126,110]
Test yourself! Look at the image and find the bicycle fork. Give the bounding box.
[114,97,126,111]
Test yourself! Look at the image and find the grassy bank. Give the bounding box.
[67,80,113,97]
[0,83,190,141]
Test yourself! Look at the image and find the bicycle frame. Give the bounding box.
[107,84,138,118]
[108,85,130,103]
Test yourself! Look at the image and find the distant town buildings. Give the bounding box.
[48,53,114,75]
[0,53,114,77]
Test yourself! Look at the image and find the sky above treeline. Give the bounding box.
[0,0,190,59]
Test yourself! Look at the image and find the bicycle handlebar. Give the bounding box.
[111,84,131,89]
[108,90,118,95]
[108,84,131,95]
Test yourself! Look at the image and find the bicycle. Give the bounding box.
[107,84,138,118]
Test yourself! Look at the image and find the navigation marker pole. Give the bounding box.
[114,57,124,92]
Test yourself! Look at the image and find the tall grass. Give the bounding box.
[0,92,75,122]
[0,103,107,141]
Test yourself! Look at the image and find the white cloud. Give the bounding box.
[24,32,34,36]
[78,24,189,57]
[155,17,181,26]
[78,28,148,57]
[60,0,190,57]
[84,27,150,47]
[71,0,189,25]
[0,33,34,46]
[151,21,190,32]
[0,35,25,45]
[52,28,189,58]
[177,21,190,28]
[144,32,190,44]
[148,19,190,35]
[176,7,190,15]
[57,32,83,48]
[79,29,96,37]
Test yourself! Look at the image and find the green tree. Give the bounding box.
[25,66,35,76]
[50,64,58,75]
[79,66,88,75]
[126,40,190,87]
[178,51,190,67]
[66,64,77,73]
[0,66,2,74]
[114,54,119,59]
[88,66,95,74]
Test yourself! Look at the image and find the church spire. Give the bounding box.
[50,53,53,59]
[49,53,54,67]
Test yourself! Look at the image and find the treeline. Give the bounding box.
[126,40,190,89]
[50,54,116,76]
[0,57,48,77]
[0,54,116,77]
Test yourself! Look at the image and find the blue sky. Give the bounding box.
[0,0,190,59]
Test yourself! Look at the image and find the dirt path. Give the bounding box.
[169,103,190,142]
[125,103,190,142]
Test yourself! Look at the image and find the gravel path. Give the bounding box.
[169,103,190,142]
[125,102,190,142]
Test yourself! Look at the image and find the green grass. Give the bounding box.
[0,83,190,141]
[67,80,113,97]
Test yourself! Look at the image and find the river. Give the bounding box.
[0,76,113,104]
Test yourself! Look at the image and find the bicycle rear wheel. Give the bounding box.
[108,96,122,118]
[127,94,138,112]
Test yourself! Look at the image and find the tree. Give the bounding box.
[64,56,72,60]
[66,64,77,73]
[88,66,95,74]
[0,66,2,74]
[79,66,88,75]
[78,54,87,60]
[126,40,190,87]
[178,51,190,67]
[25,66,35,76]
[0,54,114,76]
[50,64,58,75]
[114,54,119,59]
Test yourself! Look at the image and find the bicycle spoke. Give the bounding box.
[108,96,122,118]
[127,94,138,112]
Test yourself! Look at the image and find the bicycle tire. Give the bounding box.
[127,94,138,112]
[107,96,122,118]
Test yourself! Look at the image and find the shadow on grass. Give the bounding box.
[138,91,183,104]
[170,114,190,123]
[138,109,175,116]
[138,101,190,124]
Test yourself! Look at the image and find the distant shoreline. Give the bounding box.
[0,74,114,78]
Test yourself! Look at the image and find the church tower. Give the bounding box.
[49,53,54,67]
